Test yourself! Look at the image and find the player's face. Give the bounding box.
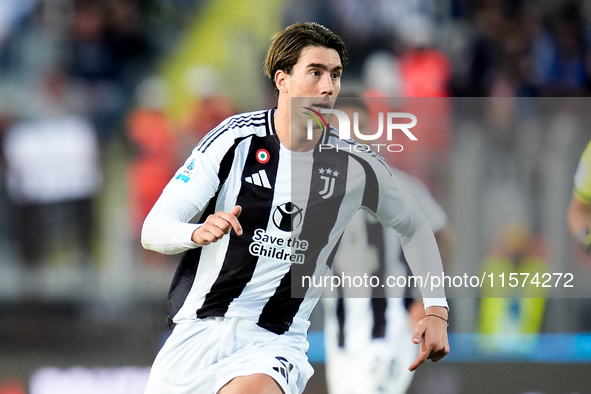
[281,45,342,109]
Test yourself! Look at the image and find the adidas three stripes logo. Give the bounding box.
[245,169,272,189]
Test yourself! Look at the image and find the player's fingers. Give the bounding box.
[227,206,243,235]
[205,215,234,234]
[412,318,426,344]
[198,223,225,243]
[428,341,450,362]
[193,228,216,245]
[422,318,449,363]
[408,341,429,371]
[215,209,243,236]
[430,351,447,363]
[206,223,226,239]
[230,205,242,218]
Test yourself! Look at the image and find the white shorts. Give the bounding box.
[144,317,314,394]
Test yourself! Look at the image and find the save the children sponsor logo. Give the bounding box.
[249,228,308,264]
[248,202,308,264]
[272,202,304,231]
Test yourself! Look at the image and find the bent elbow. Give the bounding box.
[140,216,158,252]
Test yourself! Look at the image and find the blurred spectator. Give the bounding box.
[2,71,101,266]
[325,0,396,76]
[65,0,151,141]
[397,15,452,98]
[486,2,539,98]
[532,0,590,96]
[397,15,453,196]
[322,0,446,77]
[183,65,236,152]
[126,77,176,264]
[456,1,534,97]
[457,3,501,96]
[360,16,453,198]
[361,52,401,134]
[104,0,153,91]
[362,51,401,97]
[454,0,591,98]
[0,1,68,99]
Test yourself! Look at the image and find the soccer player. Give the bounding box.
[141,22,449,394]
[568,140,591,253]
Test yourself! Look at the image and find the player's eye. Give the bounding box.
[310,70,320,77]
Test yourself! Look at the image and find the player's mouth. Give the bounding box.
[312,101,332,110]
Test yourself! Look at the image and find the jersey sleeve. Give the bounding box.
[574,140,591,204]
[369,163,448,309]
[141,119,235,255]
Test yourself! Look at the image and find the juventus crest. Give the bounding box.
[318,168,339,199]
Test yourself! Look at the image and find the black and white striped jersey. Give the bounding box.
[142,109,447,336]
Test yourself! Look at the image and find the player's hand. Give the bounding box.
[192,206,243,245]
[408,306,449,372]
[408,301,426,330]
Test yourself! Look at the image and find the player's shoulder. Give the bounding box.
[195,109,274,153]
[324,126,392,175]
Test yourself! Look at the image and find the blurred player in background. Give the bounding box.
[323,98,452,394]
[568,140,591,253]
[141,22,448,394]
[477,221,547,355]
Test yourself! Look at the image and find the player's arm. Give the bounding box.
[380,204,449,370]
[402,220,449,372]
[393,169,454,343]
[142,185,243,254]
[191,205,243,245]
[141,135,242,254]
[407,224,454,327]
[567,195,591,253]
[372,169,449,370]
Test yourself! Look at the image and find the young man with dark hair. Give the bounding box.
[141,22,449,394]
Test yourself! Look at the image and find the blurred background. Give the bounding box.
[1,0,591,393]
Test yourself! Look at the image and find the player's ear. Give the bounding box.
[275,70,289,94]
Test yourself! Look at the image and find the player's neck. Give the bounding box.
[274,104,322,152]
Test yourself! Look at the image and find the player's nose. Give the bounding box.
[319,73,334,96]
